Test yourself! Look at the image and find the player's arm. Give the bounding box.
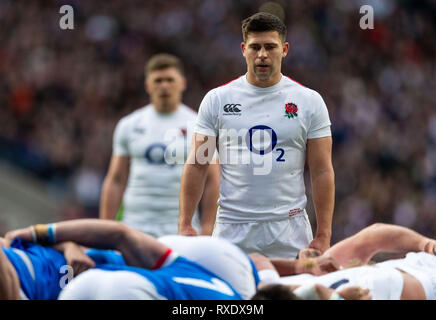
[51,242,96,276]
[99,155,130,220]
[323,223,436,266]
[0,237,9,247]
[5,220,168,270]
[198,162,220,235]
[179,133,216,236]
[0,249,21,300]
[306,136,335,253]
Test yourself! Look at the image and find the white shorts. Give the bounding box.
[377,252,436,300]
[212,213,313,258]
[158,235,258,300]
[58,269,165,300]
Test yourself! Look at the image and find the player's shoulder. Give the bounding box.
[282,76,325,102]
[215,75,245,92]
[116,105,150,127]
[200,76,245,104]
[178,104,198,118]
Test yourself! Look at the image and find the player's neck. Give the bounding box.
[246,71,282,88]
[153,102,180,114]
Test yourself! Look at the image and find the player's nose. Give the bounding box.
[258,47,268,58]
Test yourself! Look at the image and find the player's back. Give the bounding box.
[59,256,243,300]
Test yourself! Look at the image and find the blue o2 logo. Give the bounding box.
[246,125,285,161]
[145,143,167,164]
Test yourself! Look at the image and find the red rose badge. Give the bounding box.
[285,103,298,118]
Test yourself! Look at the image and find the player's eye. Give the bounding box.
[265,44,277,50]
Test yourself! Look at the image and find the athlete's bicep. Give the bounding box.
[306,137,333,174]
[117,228,170,270]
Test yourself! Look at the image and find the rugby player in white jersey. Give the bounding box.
[179,12,335,258]
[251,223,436,300]
[100,54,219,236]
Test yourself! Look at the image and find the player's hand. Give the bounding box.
[337,286,372,300]
[298,248,322,259]
[5,227,34,243]
[178,224,198,236]
[315,255,340,274]
[309,234,331,253]
[422,239,436,255]
[63,242,96,276]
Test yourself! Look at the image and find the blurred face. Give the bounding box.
[241,31,289,87]
[145,67,186,113]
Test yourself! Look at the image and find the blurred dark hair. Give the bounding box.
[145,53,184,76]
[251,284,301,300]
[242,12,287,42]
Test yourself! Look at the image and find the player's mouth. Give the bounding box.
[256,64,269,69]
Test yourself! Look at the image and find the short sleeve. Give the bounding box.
[113,118,129,156]
[308,91,331,139]
[194,90,219,137]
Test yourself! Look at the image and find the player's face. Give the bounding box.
[145,67,186,113]
[241,31,289,87]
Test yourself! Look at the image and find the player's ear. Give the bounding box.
[181,76,187,92]
[144,79,150,94]
[241,42,246,56]
[282,41,289,58]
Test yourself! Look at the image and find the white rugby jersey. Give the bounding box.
[113,104,197,235]
[194,74,331,222]
[267,264,404,300]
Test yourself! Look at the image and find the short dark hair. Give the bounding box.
[251,284,301,300]
[145,53,184,77]
[241,12,287,42]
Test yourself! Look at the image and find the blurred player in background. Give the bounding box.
[179,13,334,258]
[100,54,219,236]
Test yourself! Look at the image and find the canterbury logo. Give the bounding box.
[223,104,242,114]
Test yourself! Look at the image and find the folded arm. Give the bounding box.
[323,223,436,266]
[5,219,168,269]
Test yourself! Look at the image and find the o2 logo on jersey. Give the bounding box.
[145,143,167,164]
[246,125,285,162]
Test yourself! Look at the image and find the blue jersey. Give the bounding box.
[2,238,67,300]
[98,256,243,300]
[85,248,126,266]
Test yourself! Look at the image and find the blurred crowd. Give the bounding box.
[0,0,435,243]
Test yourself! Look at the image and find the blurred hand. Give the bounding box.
[315,255,340,274]
[5,227,34,243]
[178,224,198,236]
[309,235,331,253]
[422,239,436,255]
[337,286,372,300]
[298,248,322,259]
[63,242,96,276]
